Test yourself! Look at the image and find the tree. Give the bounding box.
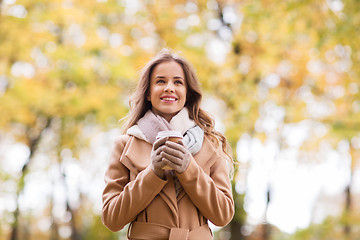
[1,0,360,239]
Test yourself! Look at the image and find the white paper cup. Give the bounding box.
[156,131,183,170]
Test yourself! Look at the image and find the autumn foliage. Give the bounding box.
[1,0,360,239]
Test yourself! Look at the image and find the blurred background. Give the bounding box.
[1,0,360,239]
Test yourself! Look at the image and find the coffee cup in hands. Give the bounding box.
[156,131,183,170]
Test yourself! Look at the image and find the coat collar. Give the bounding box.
[121,136,152,173]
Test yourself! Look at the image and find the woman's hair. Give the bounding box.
[121,49,232,162]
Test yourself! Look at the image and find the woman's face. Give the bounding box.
[148,61,187,122]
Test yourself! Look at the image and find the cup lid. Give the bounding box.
[156,130,183,139]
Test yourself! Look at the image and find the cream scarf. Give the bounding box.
[127,108,204,155]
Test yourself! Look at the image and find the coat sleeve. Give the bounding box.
[176,139,235,227]
[101,135,168,232]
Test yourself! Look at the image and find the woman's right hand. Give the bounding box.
[150,136,168,179]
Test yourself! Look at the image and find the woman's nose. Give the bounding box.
[164,82,174,92]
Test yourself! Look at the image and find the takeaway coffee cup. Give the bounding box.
[156,131,183,170]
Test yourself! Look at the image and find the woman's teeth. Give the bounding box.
[162,97,176,101]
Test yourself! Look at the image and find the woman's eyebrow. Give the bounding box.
[154,75,184,79]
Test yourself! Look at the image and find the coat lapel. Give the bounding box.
[122,136,152,172]
[177,137,214,202]
[120,136,179,221]
[159,171,179,223]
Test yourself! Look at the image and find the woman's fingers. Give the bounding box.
[162,144,183,157]
[161,158,178,169]
[160,141,191,173]
[164,140,186,153]
[153,136,168,151]
[152,139,190,174]
[161,151,182,166]
[151,137,170,179]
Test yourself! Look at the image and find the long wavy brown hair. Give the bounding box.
[121,49,232,162]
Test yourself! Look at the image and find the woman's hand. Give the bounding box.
[161,140,191,174]
[150,137,167,179]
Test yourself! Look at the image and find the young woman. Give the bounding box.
[102,49,234,239]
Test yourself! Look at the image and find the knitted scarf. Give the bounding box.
[127,108,204,155]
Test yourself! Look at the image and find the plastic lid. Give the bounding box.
[156,130,183,139]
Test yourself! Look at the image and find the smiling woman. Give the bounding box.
[101,49,235,239]
[148,61,187,122]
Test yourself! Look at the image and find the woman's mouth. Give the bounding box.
[160,96,177,102]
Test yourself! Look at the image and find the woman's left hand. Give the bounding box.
[160,140,191,173]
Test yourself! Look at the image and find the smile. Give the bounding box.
[161,97,177,102]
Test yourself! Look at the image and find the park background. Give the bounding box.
[1,0,360,239]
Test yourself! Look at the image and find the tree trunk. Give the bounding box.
[50,180,60,240]
[230,219,244,240]
[59,153,80,240]
[262,187,271,240]
[9,118,50,240]
[230,184,247,240]
[10,207,19,240]
[343,184,352,237]
[344,145,356,238]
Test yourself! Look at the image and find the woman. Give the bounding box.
[102,49,234,240]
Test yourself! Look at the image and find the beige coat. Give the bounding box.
[102,134,234,240]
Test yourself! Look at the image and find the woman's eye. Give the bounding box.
[156,79,165,84]
[175,80,183,85]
